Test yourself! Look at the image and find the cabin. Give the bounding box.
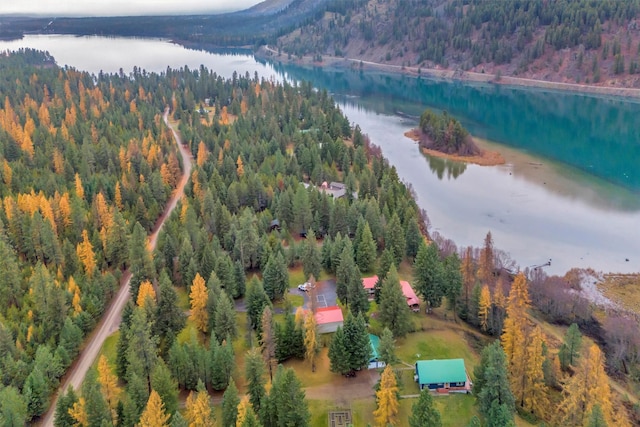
[362,276,420,311]
[415,359,471,394]
[315,306,344,334]
[269,219,281,232]
[368,334,386,369]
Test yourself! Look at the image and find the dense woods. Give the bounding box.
[276,0,640,85]
[418,109,480,156]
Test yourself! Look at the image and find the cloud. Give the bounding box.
[0,0,263,17]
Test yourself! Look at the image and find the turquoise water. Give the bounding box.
[273,63,640,192]
[1,35,638,274]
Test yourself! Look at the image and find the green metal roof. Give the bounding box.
[415,359,467,384]
[369,334,380,362]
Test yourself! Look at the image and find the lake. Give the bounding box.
[1,35,638,275]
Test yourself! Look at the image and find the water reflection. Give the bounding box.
[426,155,468,180]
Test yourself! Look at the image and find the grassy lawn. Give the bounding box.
[283,348,335,388]
[288,265,332,288]
[94,331,120,369]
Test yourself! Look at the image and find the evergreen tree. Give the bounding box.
[328,326,350,376]
[335,243,357,304]
[266,366,310,427]
[233,260,246,298]
[476,342,515,427]
[210,337,235,391]
[151,360,179,416]
[154,271,186,354]
[384,213,405,266]
[375,248,394,303]
[478,232,495,287]
[301,231,322,281]
[413,242,444,311]
[214,291,237,342]
[245,276,271,331]
[404,216,423,259]
[0,386,27,427]
[54,386,79,427]
[587,405,607,427]
[558,323,582,370]
[356,222,376,273]
[262,252,288,301]
[378,327,399,366]
[82,368,112,427]
[292,185,313,235]
[442,252,462,313]
[126,307,158,394]
[244,348,267,414]
[24,366,47,420]
[373,365,399,427]
[378,265,412,337]
[409,387,442,427]
[275,310,305,361]
[222,379,240,427]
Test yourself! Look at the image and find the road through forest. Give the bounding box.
[39,109,191,427]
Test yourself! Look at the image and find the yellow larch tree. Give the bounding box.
[556,344,627,426]
[20,132,34,159]
[69,397,88,426]
[460,246,475,309]
[373,365,399,427]
[236,155,244,177]
[2,159,12,188]
[98,355,122,424]
[521,326,549,418]
[138,389,170,427]
[196,141,208,167]
[137,280,157,307]
[76,229,96,278]
[53,148,65,175]
[217,149,224,168]
[39,194,57,233]
[189,273,209,333]
[58,192,73,229]
[115,181,123,210]
[185,388,215,427]
[236,395,250,426]
[220,105,229,125]
[478,284,491,332]
[72,290,82,315]
[303,311,318,372]
[501,272,530,365]
[75,173,85,199]
[94,192,112,230]
[38,101,51,128]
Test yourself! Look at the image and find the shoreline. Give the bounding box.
[403,129,506,167]
[258,46,640,99]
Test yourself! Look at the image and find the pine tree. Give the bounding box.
[559,323,582,370]
[222,379,240,427]
[301,232,321,281]
[328,327,350,376]
[442,252,463,313]
[587,405,607,427]
[477,342,515,427]
[245,276,270,331]
[97,355,122,424]
[126,307,158,396]
[266,366,310,427]
[413,242,444,312]
[378,265,413,337]
[385,213,406,265]
[303,310,318,371]
[54,386,78,427]
[409,387,442,427]
[151,360,179,416]
[154,273,186,354]
[244,348,267,414]
[214,291,237,341]
[210,338,235,390]
[335,242,358,305]
[375,248,394,303]
[24,366,46,420]
[185,382,215,427]
[262,252,288,301]
[378,327,399,366]
[189,273,208,333]
[82,369,111,426]
[356,222,376,273]
[138,390,170,427]
[373,365,399,427]
[478,285,491,332]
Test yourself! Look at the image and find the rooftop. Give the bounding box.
[400,281,420,306]
[315,306,344,325]
[369,334,380,362]
[416,359,467,384]
[362,276,378,290]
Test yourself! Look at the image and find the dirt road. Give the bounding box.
[39,109,191,427]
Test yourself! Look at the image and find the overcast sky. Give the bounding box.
[0,0,264,17]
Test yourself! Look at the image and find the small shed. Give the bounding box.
[400,281,420,312]
[315,306,344,334]
[415,359,471,393]
[269,219,281,232]
[368,334,386,369]
[361,276,379,300]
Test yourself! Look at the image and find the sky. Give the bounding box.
[0,0,264,17]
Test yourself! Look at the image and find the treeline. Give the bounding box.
[418,109,479,156]
[276,0,640,80]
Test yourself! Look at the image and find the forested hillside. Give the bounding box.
[0,48,184,423]
[276,0,640,87]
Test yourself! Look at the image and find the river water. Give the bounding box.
[1,35,638,275]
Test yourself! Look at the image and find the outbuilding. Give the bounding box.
[368,334,386,369]
[314,306,344,334]
[415,359,471,394]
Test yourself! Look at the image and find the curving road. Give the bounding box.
[39,109,191,427]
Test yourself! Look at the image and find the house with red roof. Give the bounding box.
[315,306,344,334]
[362,276,420,312]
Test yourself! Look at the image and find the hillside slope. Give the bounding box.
[275,0,640,88]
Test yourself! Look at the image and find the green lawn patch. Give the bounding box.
[95,330,120,369]
[396,328,480,370]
